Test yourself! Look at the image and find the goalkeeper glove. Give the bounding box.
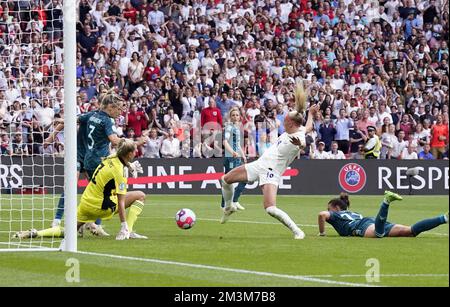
[116,222,130,240]
[128,161,144,178]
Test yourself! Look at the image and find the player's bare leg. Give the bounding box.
[262,184,305,239]
[220,165,248,224]
[364,224,414,238]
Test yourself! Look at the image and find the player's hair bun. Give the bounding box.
[339,192,350,208]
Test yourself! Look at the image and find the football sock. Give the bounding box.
[266,206,302,235]
[221,182,246,207]
[411,215,447,236]
[375,202,390,237]
[54,193,65,220]
[221,178,234,209]
[233,182,247,202]
[126,200,144,233]
[37,226,64,238]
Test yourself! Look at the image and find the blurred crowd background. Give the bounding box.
[0,0,448,160]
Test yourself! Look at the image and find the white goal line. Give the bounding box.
[77,251,380,287]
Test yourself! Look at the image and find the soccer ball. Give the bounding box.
[175,208,196,230]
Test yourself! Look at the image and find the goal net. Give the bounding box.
[0,0,75,251]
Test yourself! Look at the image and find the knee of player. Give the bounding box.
[221,175,231,185]
[137,191,146,203]
[265,205,276,215]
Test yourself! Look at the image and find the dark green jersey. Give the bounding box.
[77,111,96,163]
[83,111,117,171]
[224,123,242,157]
[327,210,364,236]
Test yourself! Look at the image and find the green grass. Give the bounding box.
[0,194,448,287]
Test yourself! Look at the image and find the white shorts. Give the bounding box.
[245,161,281,187]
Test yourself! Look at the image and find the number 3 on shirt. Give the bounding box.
[88,125,95,149]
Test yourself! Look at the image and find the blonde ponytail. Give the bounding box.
[288,80,307,125]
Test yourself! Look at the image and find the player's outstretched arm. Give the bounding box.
[108,133,122,148]
[318,211,331,236]
[305,104,319,134]
[44,122,65,148]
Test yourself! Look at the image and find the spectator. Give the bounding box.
[413,123,431,154]
[310,140,329,160]
[391,130,408,160]
[163,106,180,128]
[364,126,381,159]
[418,144,435,160]
[126,102,148,137]
[328,141,346,160]
[127,51,144,95]
[161,128,181,158]
[1,0,448,160]
[401,143,419,160]
[1,134,11,155]
[200,99,222,129]
[380,124,397,159]
[334,109,353,154]
[11,133,28,156]
[430,114,449,159]
[397,113,416,139]
[319,115,336,151]
[31,98,54,129]
[216,92,235,120]
[349,120,367,159]
[142,128,166,158]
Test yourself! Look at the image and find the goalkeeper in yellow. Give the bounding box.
[14,139,147,241]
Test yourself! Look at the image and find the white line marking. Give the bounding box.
[337,274,449,278]
[303,274,448,278]
[77,251,380,287]
[140,216,449,236]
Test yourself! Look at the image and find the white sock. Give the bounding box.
[221,178,234,209]
[52,219,61,227]
[266,206,302,235]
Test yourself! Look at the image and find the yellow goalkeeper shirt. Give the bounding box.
[80,155,127,211]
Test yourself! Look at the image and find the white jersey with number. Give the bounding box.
[258,129,305,175]
[245,127,306,186]
[245,128,305,186]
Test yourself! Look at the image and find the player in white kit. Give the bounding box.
[220,83,319,239]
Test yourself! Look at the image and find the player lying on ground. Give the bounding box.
[14,139,147,241]
[221,82,319,239]
[318,191,449,238]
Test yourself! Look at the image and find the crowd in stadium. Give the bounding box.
[0,0,449,159]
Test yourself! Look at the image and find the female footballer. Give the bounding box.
[318,191,448,238]
[220,82,319,239]
[15,139,148,240]
[220,107,247,210]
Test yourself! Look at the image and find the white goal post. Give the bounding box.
[0,0,77,252]
[62,0,77,253]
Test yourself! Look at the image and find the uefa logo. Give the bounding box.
[338,163,367,193]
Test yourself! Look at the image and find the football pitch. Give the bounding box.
[0,194,448,287]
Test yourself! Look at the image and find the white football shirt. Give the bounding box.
[257,128,305,175]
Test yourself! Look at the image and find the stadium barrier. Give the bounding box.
[0,157,448,195]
